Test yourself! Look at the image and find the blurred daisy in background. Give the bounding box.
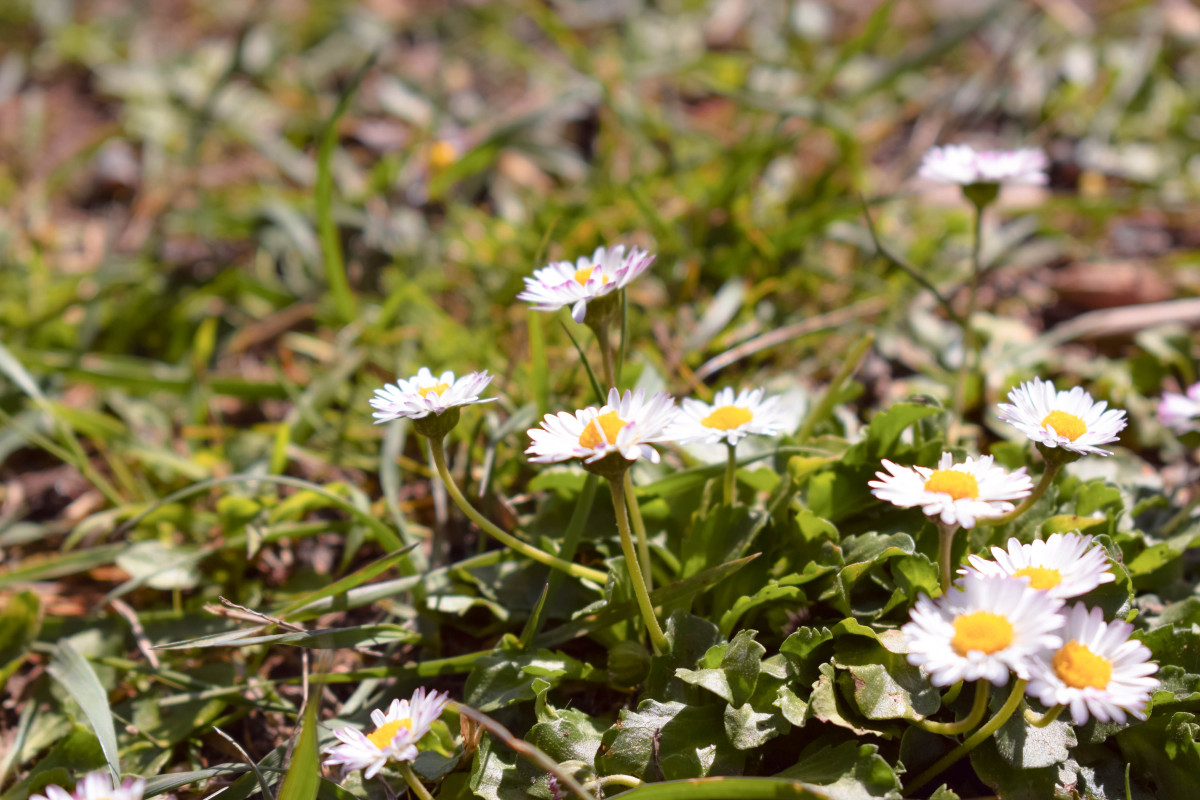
[919,144,1049,186]
[518,244,655,323]
[370,368,495,423]
[527,388,678,467]
[32,772,145,800]
[671,387,788,446]
[1158,382,1200,434]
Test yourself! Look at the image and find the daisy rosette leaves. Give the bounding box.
[516,244,655,324]
[323,688,452,778]
[998,377,1127,457]
[1158,382,1200,434]
[961,533,1115,600]
[1027,603,1159,725]
[903,573,1064,686]
[869,452,1033,529]
[918,144,1048,187]
[32,772,146,800]
[671,387,788,447]
[526,387,679,475]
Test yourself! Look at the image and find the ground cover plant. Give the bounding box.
[3,1,1200,798]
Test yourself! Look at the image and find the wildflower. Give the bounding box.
[370,368,495,424]
[32,772,146,800]
[903,573,1064,686]
[918,144,1049,187]
[997,378,1127,457]
[1158,382,1200,434]
[670,387,789,447]
[517,245,655,324]
[1027,603,1159,725]
[526,388,678,473]
[324,688,452,778]
[869,453,1033,530]
[961,533,1115,600]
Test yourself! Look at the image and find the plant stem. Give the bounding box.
[794,333,875,444]
[980,460,1060,527]
[904,679,1027,795]
[938,521,959,592]
[913,680,989,736]
[594,324,615,389]
[427,436,608,585]
[949,203,985,443]
[724,442,738,506]
[1025,704,1065,728]
[940,680,964,705]
[624,471,653,591]
[608,477,669,653]
[396,762,435,800]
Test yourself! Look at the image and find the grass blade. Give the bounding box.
[46,640,122,782]
[618,777,829,799]
[276,688,320,800]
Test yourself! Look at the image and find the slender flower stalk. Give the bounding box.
[913,679,990,736]
[397,763,435,800]
[724,442,737,506]
[608,476,668,653]
[1025,704,1065,728]
[624,471,653,590]
[937,520,958,592]
[977,460,1059,527]
[949,201,986,443]
[428,436,607,585]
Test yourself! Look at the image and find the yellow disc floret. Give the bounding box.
[579,411,627,449]
[1013,566,1063,590]
[952,611,1014,656]
[924,469,980,500]
[428,140,458,171]
[1053,640,1113,689]
[418,382,451,398]
[574,266,597,285]
[1042,410,1087,441]
[366,718,412,749]
[701,405,754,431]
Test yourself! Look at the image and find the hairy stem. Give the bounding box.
[913,680,989,736]
[624,471,653,591]
[980,461,1060,527]
[949,203,985,443]
[396,762,435,800]
[609,477,669,653]
[938,521,959,592]
[724,442,738,506]
[1025,704,1065,728]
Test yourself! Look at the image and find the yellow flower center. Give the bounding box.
[574,266,596,285]
[701,405,754,430]
[1053,640,1113,689]
[1013,566,1063,590]
[952,611,1014,656]
[1041,410,1086,441]
[366,718,412,749]
[428,140,458,171]
[923,469,980,500]
[579,411,627,449]
[418,382,450,398]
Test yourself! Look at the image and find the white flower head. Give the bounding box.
[323,688,451,778]
[517,244,655,323]
[1027,603,1159,725]
[1158,382,1200,434]
[32,772,145,800]
[918,144,1049,186]
[869,452,1033,530]
[526,388,678,466]
[962,533,1115,600]
[997,378,1127,457]
[903,573,1064,686]
[670,387,789,447]
[370,368,495,423]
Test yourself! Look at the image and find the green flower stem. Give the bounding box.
[938,521,959,592]
[904,678,1028,795]
[913,680,989,736]
[940,679,964,705]
[724,442,738,506]
[428,436,608,585]
[1025,704,1065,727]
[624,471,653,591]
[949,202,986,443]
[593,323,616,389]
[979,460,1061,527]
[397,762,435,800]
[608,476,669,654]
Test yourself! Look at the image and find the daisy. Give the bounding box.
[526,388,678,467]
[369,367,495,423]
[32,772,146,800]
[517,244,655,324]
[869,452,1033,529]
[1027,603,1159,725]
[918,144,1049,186]
[1158,382,1200,434]
[903,573,1064,686]
[961,533,1115,599]
[670,387,789,446]
[323,688,451,778]
[997,378,1127,457]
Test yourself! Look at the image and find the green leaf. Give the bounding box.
[602,777,831,799]
[0,725,105,800]
[833,635,940,722]
[775,740,901,796]
[277,695,320,800]
[274,545,419,617]
[46,640,121,782]
[676,630,764,707]
[680,505,769,579]
[464,641,604,712]
[645,611,723,701]
[597,700,744,781]
[0,590,39,692]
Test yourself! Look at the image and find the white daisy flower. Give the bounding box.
[526,388,678,466]
[961,533,1115,599]
[517,244,655,323]
[1158,382,1200,434]
[32,772,145,800]
[918,144,1049,186]
[903,573,1064,686]
[997,378,1127,457]
[369,367,495,423]
[1027,603,1159,725]
[670,387,789,446]
[868,452,1033,530]
[323,688,451,778]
